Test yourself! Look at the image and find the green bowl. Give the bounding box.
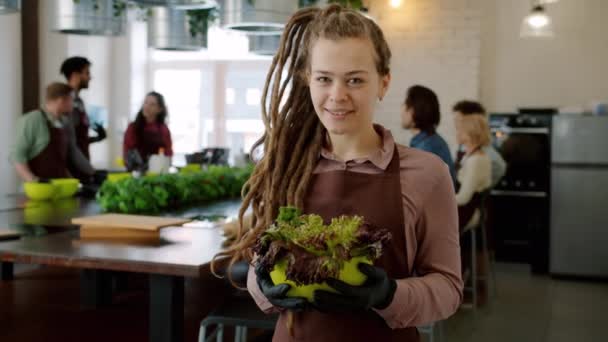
[51,178,80,199]
[24,182,56,201]
[269,256,372,302]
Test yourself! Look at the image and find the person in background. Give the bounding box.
[10,82,95,182]
[401,85,456,183]
[123,91,173,169]
[454,114,492,230]
[452,100,506,188]
[60,56,106,160]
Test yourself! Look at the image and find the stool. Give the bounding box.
[198,294,278,342]
[418,320,445,342]
[478,192,497,299]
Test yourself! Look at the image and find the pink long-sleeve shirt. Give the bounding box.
[247,126,463,328]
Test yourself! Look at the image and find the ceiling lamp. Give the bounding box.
[0,0,20,14]
[148,6,214,50]
[247,32,281,55]
[389,0,401,8]
[520,4,554,38]
[51,0,126,36]
[218,0,298,34]
[131,0,217,9]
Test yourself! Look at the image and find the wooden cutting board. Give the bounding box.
[71,214,191,231]
[0,228,21,241]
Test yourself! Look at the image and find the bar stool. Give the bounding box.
[198,293,278,342]
[418,320,445,342]
[198,262,278,342]
[460,191,496,319]
[477,191,498,300]
[460,215,479,320]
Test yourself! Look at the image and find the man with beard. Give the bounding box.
[60,56,106,161]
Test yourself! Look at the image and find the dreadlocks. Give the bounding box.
[212,4,392,283]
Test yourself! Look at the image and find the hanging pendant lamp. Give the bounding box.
[148,6,212,50]
[247,32,280,55]
[131,0,216,9]
[0,0,20,14]
[218,0,298,34]
[520,4,554,38]
[51,0,127,36]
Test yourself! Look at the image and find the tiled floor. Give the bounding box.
[427,263,608,342]
[4,262,607,341]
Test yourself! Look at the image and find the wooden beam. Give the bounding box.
[21,0,40,113]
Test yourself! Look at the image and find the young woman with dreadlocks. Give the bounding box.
[213,4,462,341]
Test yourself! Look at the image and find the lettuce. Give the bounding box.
[255,206,391,285]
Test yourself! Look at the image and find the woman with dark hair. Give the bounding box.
[401,85,455,182]
[123,92,173,169]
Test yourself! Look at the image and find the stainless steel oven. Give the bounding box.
[489,113,553,273]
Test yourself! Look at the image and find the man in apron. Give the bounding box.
[60,56,106,161]
[10,82,94,182]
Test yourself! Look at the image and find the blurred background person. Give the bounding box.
[60,56,106,160]
[452,100,506,188]
[10,82,94,182]
[454,114,492,230]
[401,85,456,183]
[123,91,173,171]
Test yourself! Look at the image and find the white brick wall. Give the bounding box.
[369,0,482,152]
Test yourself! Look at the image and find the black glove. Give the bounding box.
[90,123,107,143]
[37,178,51,183]
[312,263,397,313]
[255,263,309,312]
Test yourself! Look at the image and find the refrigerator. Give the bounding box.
[550,115,608,277]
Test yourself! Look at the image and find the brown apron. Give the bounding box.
[73,97,90,160]
[27,111,69,179]
[272,145,420,342]
[138,124,166,162]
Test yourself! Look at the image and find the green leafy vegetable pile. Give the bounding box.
[254,207,391,285]
[96,165,253,213]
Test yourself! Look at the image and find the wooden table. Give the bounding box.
[0,196,243,342]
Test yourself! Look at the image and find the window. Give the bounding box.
[153,69,202,155]
[149,35,272,164]
[246,88,261,106]
[226,88,235,105]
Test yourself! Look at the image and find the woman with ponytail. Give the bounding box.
[213,4,462,341]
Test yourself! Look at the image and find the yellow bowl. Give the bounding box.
[23,200,54,224]
[114,157,125,168]
[24,182,56,201]
[50,178,80,198]
[270,256,371,302]
[107,172,131,183]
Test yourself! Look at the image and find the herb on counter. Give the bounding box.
[96,165,253,214]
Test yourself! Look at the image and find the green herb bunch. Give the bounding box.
[96,164,253,214]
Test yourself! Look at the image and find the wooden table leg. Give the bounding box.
[1,261,14,281]
[80,269,113,308]
[149,274,184,342]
